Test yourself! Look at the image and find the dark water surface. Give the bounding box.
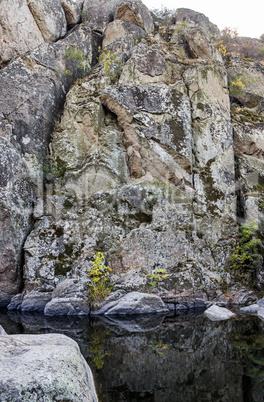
[1,310,264,401]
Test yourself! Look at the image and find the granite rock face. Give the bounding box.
[0,0,44,65]
[83,0,153,33]
[0,22,94,305]
[0,333,98,401]
[0,3,263,312]
[27,0,67,42]
[60,0,84,26]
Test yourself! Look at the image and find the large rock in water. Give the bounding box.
[204,305,236,321]
[92,292,169,315]
[0,333,98,401]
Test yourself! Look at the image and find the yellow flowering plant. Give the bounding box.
[88,252,112,302]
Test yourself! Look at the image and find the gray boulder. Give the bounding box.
[44,297,90,316]
[92,292,169,315]
[0,0,44,65]
[27,0,67,42]
[0,333,98,401]
[240,304,260,314]
[83,0,153,33]
[44,279,90,316]
[257,298,264,307]
[257,307,264,320]
[114,1,154,33]
[174,8,220,40]
[204,305,236,321]
[7,294,23,311]
[60,0,84,26]
[20,291,52,313]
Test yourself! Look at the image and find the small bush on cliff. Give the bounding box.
[55,45,90,77]
[229,222,262,287]
[88,252,112,302]
[98,47,123,82]
[229,77,245,96]
[148,268,168,288]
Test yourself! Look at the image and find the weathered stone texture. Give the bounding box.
[1,5,264,312]
[0,333,98,401]
[60,0,84,26]
[0,0,44,65]
[0,24,94,306]
[83,0,153,33]
[27,0,67,42]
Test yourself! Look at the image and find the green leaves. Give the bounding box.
[88,252,112,302]
[148,268,168,288]
[229,222,262,287]
[55,45,90,77]
[98,47,123,82]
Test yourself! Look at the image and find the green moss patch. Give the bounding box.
[232,108,264,125]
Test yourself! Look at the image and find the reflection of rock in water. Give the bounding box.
[1,311,264,401]
[91,316,264,402]
[98,314,166,333]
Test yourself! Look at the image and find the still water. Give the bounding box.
[0,310,264,401]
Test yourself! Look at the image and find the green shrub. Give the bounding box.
[229,77,245,96]
[88,252,112,302]
[148,268,168,288]
[55,45,90,77]
[98,47,123,82]
[229,222,262,287]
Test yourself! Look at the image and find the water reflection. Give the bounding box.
[0,310,264,401]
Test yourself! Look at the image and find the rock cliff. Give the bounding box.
[0,0,263,312]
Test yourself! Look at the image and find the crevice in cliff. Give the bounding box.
[234,154,246,223]
[18,216,36,294]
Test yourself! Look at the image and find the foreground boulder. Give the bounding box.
[204,305,236,321]
[0,333,98,401]
[92,292,169,316]
[0,325,7,335]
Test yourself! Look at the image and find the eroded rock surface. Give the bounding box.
[0,23,94,305]
[27,0,67,42]
[60,0,84,26]
[0,0,44,65]
[0,333,98,401]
